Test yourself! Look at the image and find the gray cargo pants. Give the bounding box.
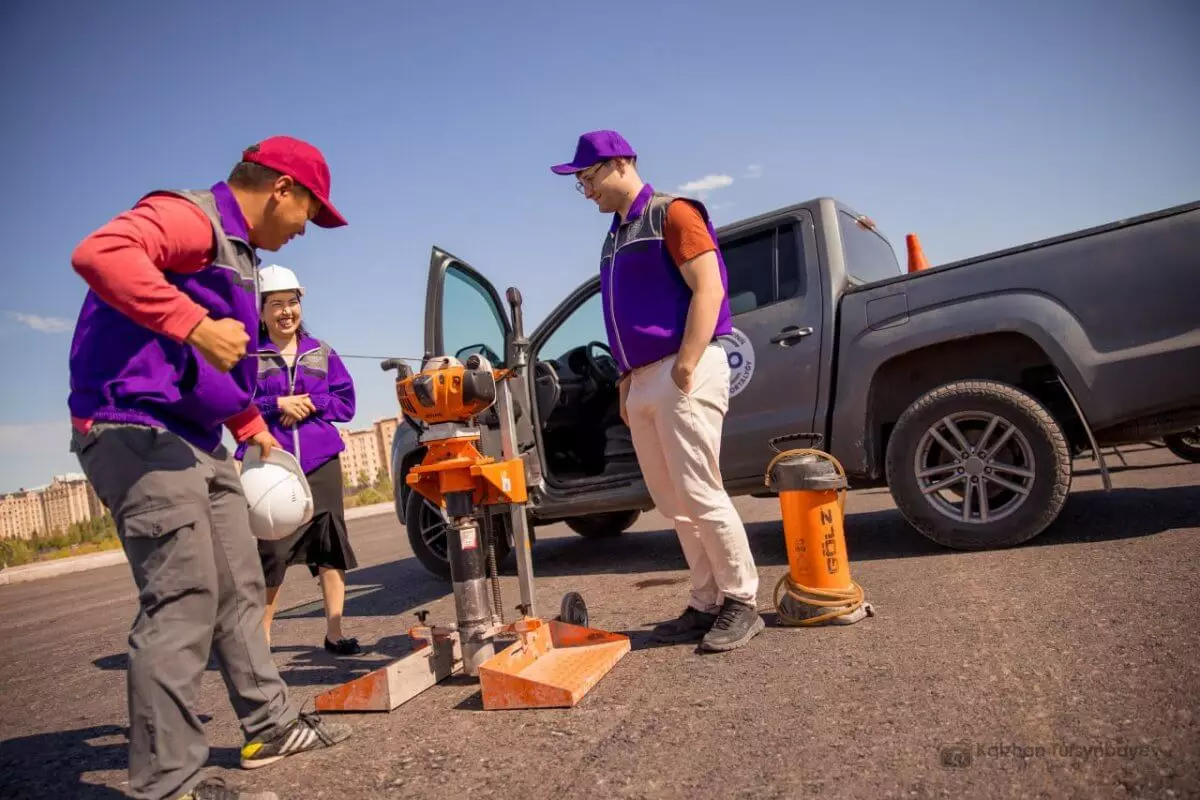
[72,423,297,800]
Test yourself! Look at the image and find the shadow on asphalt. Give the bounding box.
[90,482,1198,686]
[525,482,1200,577]
[0,723,240,799]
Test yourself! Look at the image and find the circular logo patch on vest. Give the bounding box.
[719,327,755,397]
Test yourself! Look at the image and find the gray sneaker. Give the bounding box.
[651,606,717,643]
[699,598,764,652]
[240,711,352,770]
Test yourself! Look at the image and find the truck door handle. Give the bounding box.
[770,325,813,345]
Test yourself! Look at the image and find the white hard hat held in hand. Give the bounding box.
[258,264,305,296]
[240,445,313,540]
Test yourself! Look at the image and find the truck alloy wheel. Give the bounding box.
[885,380,1072,550]
[914,411,1037,524]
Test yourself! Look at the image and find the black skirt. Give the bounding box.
[258,455,358,587]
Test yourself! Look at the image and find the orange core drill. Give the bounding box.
[313,287,628,714]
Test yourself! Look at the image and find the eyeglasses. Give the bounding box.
[575,161,608,194]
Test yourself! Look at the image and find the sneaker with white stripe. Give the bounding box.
[240,711,352,770]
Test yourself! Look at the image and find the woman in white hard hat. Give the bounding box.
[237,264,362,655]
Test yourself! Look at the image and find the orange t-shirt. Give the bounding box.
[664,199,716,267]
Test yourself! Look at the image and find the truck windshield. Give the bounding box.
[839,211,903,285]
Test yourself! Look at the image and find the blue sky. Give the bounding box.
[1,0,1197,492]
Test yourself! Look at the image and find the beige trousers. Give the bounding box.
[625,343,759,612]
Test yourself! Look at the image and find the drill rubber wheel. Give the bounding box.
[560,592,589,627]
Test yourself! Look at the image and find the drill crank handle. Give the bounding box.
[505,287,529,369]
[506,287,525,340]
[380,358,413,378]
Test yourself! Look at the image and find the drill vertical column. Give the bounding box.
[443,490,496,675]
[494,377,537,618]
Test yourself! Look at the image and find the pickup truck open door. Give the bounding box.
[423,246,511,367]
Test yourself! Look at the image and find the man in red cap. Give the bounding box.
[68,136,351,800]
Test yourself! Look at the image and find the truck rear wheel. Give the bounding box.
[565,510,640,538]
[1163,428,1200,463]
[885,380,1072,550]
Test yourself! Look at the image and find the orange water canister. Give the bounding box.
[766,451,872,626]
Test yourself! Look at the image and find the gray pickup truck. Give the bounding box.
[391,196,1200,578]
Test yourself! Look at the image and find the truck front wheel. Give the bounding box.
[885,380,1072,550]
[404,491,513,580]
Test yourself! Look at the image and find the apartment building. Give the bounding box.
[0,473,107,541]
[374,417,399,480]
[338,416,402,487]
[41,474,101,534]
[0,489,48,540]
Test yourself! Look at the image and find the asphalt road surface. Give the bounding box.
[2,444,1197,800]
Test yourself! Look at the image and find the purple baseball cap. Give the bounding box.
[550,130,637,175]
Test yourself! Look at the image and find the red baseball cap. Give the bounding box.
[241,135,347,228]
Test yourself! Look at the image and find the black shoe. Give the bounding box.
[324,636,361,655]
[651,606,718,643]
[182,776,277,799]
[240,711,352,770]
[699,598,764,652]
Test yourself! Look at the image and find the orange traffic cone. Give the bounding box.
[906,233,930,273]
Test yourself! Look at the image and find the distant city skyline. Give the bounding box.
[0,416,404,540]
[0,473,103,541]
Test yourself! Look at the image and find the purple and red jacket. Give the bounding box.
[234,332,356,474]
[599,183,733,374]
[68,184,264,453]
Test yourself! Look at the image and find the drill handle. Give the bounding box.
[506,287,525,340]
[380,358,413,379]
[505,287,529,368]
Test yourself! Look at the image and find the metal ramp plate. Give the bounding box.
[312,633,461,712]
[477,619,630,710]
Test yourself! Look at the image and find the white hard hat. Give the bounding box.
[240,445,313,541]
[258,264,304,296]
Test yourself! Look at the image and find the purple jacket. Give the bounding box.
[235,332,356,474]
[600,184,733,374]
[68,183,261,453]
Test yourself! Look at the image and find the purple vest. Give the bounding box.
[234,332,356,474]
[599,184,733,374]
[67,184,261,453]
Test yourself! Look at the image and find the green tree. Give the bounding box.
[0,538,35,567]
[354,487,388,506]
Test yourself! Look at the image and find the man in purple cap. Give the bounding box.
[551,130,763,653]
[67,136,353,800]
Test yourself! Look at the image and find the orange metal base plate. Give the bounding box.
[477,619,630,710]
[312,633,460,712]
